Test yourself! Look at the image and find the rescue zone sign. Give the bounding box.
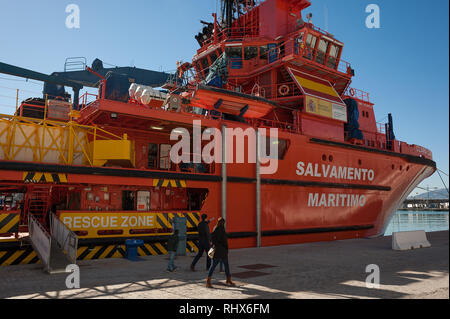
[60,212,157,230]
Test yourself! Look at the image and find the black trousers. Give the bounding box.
[191,240,211,269]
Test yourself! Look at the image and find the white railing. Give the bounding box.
[50,213,78,264]
[28,214,52,272]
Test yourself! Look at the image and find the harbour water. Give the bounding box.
[384,210,449,236]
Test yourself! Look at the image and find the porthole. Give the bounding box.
[392,164,395,170]
[329,155,334,162]
[322,154,327,161]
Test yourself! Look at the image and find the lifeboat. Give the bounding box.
[190,84,277,118]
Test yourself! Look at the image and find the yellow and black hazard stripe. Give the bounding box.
[154,212,200,230]
[0,213,20,234]
[23,172,68,183]
[76,240,199,261]
[0,248,40,266]
[152,179,186,188]
[0,240,200,266]
[77,244,126,260]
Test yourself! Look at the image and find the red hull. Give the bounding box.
[0,108,435,248]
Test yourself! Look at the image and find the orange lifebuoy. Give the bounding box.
[349,88,356,97]
[279,85,290,96]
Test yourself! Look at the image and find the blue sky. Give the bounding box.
[0,0,448,194]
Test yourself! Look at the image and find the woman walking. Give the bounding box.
[206,218,234,288]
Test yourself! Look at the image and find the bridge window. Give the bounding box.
[226,46,243,69]
[259,45,268,59]
[306,34,317,49]
[244,46,258,60]
[304,34,317,60]
[327,44,341,69]
[225,46,242,59]
[316,39,329,65]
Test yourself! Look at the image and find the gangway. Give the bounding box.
[28,214,78,274]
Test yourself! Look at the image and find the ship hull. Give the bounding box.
[0,127,436,250]
[221,135,436,248]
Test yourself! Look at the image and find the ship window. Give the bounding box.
[259,45,268,59]
[148,143,158,169]
[316,39,329,65]
[306,34,317,49]
[225,46,242,59]
[226,46,243,69]
[327,44,340,69]
[187,188,209,211]
[160,144,171,170]
[122,191,135,211]
[244,46,258,60]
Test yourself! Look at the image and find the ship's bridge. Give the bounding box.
[190,1,353,98]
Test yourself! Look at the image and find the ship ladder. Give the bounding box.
[22,185,52,230]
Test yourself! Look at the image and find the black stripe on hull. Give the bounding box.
[228,224,374,239]
[1,161,390,191]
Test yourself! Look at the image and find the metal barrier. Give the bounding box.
[50,213,78,264]
[28,214,52,272]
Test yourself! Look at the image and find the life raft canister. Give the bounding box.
[279,84,290,96]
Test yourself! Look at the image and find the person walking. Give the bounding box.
[191,214,213,271]
[167,229,179,272]
[206,217,234,288]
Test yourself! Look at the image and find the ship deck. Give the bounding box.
[1,231,447,299]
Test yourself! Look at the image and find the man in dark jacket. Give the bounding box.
[191,214,213,271]
[167,229,179,272]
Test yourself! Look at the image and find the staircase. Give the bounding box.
[28,213,78,274]
[22,186,51,230]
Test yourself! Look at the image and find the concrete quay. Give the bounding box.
[0,231,448,299]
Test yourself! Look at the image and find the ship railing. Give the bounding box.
[160,153,215,175]
[376,122,386,134]
[13,91,74,120]
[0,112,128,167]
[199,22,260,49]
[246,117,300,134]
[241,81,301,100]
[79,92,99,109]
[224,36,352,78]
[344,87,371,103]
